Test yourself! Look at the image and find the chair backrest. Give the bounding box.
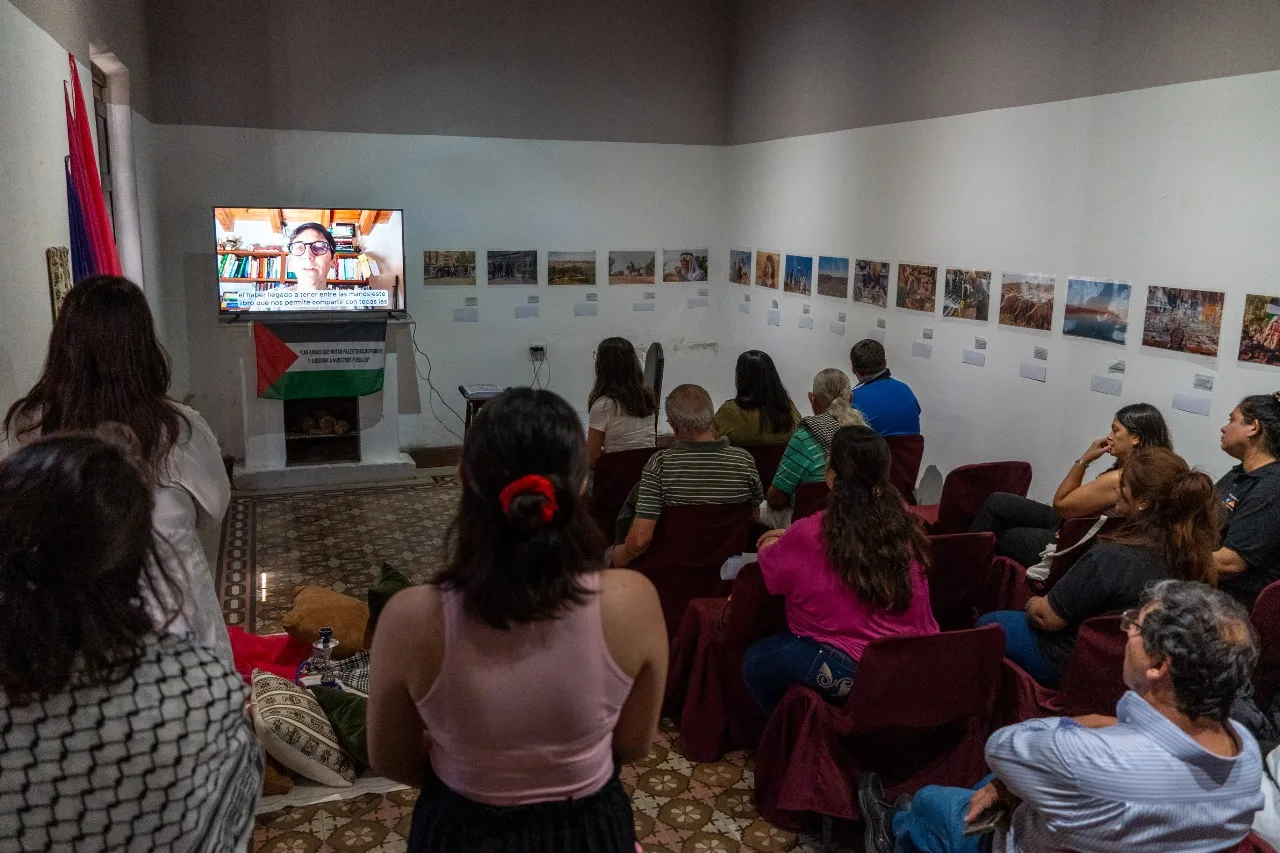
[1235,832,1280,853]
[1058,614,1127,716]
[644,342,664,433]
[724,562,788,656]
[845,625,1005,730]
[925,532,996,631]
[1251,580,1280,709]
[1041,515,1125,590]
[792,482,831,521]
[934,461,1033,534]
[746,444,787,489]
[635,503,755,638]
[883,434,925,505]
[590,446,660,540]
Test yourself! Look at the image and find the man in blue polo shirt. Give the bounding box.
[849,339,920,436]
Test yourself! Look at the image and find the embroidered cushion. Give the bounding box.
[251,669,355,786]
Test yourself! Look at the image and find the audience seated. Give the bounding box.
[761,367,866,528]
[586,336,658,466]
[978,447,1217,687]
[713,350,801,445]
[1216,394,1280,610]
[0,433,260,849]
[610,384,762,567]
[368,388,667,852]
[970,403,1171,569]
[860,580,1263,853]
[742,425,939,713]
[2,275,232,663]
[849,339,921,437]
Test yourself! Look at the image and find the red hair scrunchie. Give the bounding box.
[498,474,558,523]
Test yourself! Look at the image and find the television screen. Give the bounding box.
[215,208,405,313]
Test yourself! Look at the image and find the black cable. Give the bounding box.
[407,321,465,442]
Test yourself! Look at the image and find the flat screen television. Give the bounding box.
[215,207,405,314]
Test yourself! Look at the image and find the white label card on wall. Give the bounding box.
[527,295,539,304]
[698,288,709,297]
[1193,374,1214,392]
[829,322,846,336]
[867,328,885,343]
[452,308,479,323]
[515,305,538,319]
[767,310,781,326]
[975,337,987,350]
[1091,375,1123,396]
[1034,347,1048,361]
[923,328,934,340]
[912,342,933,359]
[963,350,986,367]
[798,316,814,330]
[644,291,656,300]
[633,302,656,312]
[1108,359,1125,374]
[1172,393,1212,416]
[738,303,750,314]
[744,294,751,302]
[838,312,847,323]
[876,317,887,329]
[574,303,598,317]
[772,299,780,309]
[464,296,479,307]
[1020,362,1047,382]
[687,297,709,308]
[802,304,811,314]
[585,292,598,302]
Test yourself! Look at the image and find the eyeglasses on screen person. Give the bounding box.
[288,241,333,257]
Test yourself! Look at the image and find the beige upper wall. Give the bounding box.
[9,0,152,114]
[728,0,1280,144]
[144,0,732,144]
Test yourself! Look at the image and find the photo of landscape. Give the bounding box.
[817,256,850,299]
[1063,278,1130,344]
[547,251,596,285]
[1142,286,1224,356]
[608,251,655,284]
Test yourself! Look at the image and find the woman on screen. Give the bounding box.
[285,221,337,290]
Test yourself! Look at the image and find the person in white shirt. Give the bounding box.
[4,275,232,663]
[586,337,657,466]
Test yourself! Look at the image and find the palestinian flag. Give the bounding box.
[254,321,387,399]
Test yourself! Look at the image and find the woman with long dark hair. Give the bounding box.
[368,388,668,852]
[4,276,232,660]
[742,425,938,713]
[1215,393,1280,608]
[971,402,1173,568]
[586,337,657,465]
[978,447,1219,686]
[0,434,260,849]
[714,350,801,446]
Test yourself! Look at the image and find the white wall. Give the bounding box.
[148,126,731,455]
[724,71,1280,500]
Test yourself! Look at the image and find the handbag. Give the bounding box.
[1025,515,1109,582]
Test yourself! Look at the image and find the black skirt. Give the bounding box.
[407,770,637,853]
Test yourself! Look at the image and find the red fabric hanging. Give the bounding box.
[64,54,121,277]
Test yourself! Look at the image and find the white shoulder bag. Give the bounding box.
[1024,515,1109,582]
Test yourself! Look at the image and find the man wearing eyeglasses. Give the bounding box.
[859,580,1263,853]
[285,222,337,291]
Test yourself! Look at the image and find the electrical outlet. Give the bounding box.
[529,344,547,362]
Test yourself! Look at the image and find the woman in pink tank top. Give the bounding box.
[368,388,668,853]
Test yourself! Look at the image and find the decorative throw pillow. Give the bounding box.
[312,686,369,770]
[368,562,413,626]
[282,586,369,659]
[251,669,356,786]
[332,650,371,697]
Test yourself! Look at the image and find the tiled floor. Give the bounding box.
[221,481,848,853]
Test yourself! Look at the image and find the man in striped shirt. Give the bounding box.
[859,580,1263,853]
[610,384,762,567]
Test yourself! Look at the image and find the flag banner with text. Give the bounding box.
[253,321,387,399]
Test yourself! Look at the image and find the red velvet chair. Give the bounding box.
[663,562,787,761]
[997,614,1127,724]
[926,532,996,631]
[589,446,659,540]
[884,434,925,505]
[633,503,755,638]
[1251,580,1280,710]
[754,625,1005,828]
[909,461,1033,534]
[746,444,787,489]
[1237,832,1280,853]
[792,482,830,521]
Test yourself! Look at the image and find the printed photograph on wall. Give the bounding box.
[999,273,1056,330]
[423,250,476,285]
[487,250,538,285]
[1063,278,1130,344]
[895,263,937,313]
[608,251,655,284]
[1141,286,1224,356]
[943,268,992,320]
[547,251,596,285]
[755,251,781,289]
[662,249,709,282]
[1239,294,1280,366]
[729,249,753,285]
[46,246,72,318]
[817,256,850,299]
[783,255,813,296]
[853,259,890,307]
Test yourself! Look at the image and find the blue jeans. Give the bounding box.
[742,631,858,714]
[892,777,995,853]
[976,610,1062,688]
